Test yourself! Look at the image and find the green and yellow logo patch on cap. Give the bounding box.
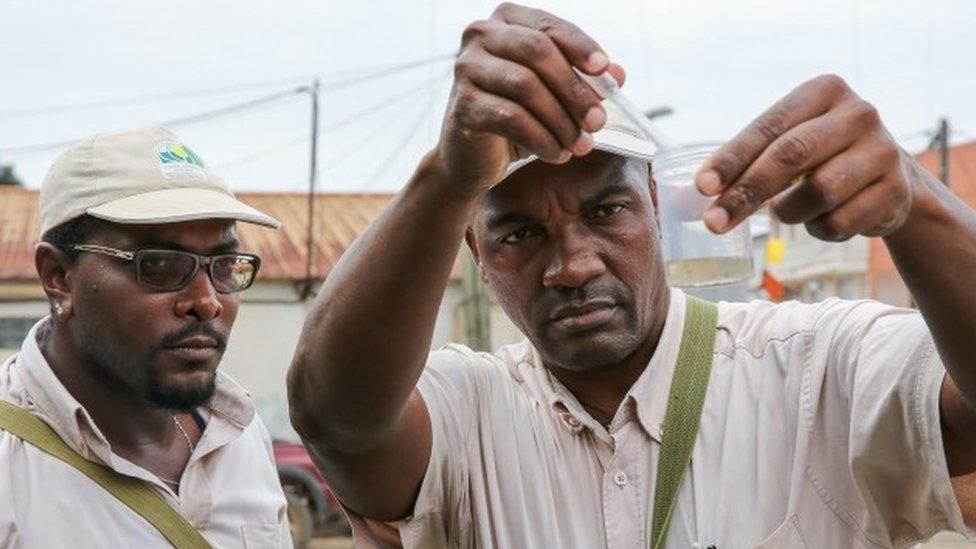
[155,141,206,180]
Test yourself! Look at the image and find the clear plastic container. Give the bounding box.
[653,142,753,287]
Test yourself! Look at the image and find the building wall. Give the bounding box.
[0,279,478,441]
[767,222,871,302]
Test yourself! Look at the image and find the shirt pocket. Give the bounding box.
[752,515,809,549]
[241,522,284,549]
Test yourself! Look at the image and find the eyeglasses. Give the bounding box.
[69,244,261,294]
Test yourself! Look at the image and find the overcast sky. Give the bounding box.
[2,0,974,193]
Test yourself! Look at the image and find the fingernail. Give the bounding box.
[584,106,606,132]
[697,169,722,195]
[555,149,572,163]
[572,131,594,156]
[587,51,609,72]
[703,206,730,233]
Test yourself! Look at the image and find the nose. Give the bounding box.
[174,266,223,321]
[543,232,606,290]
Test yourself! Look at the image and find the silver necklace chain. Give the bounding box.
[156,416,196,487]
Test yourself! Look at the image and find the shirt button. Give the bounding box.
[613,472,628,486]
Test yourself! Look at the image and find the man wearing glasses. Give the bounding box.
[0,127,291,547]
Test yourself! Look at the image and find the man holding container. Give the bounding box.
[289,3,976,547]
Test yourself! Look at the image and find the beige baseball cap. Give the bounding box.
[39,126,280,235]
[502,97,656,179]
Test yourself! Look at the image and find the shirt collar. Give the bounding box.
[12,317,255,465]
[537,288,687,442]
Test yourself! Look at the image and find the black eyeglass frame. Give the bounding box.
[67,244,262,294]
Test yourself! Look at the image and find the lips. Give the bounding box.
[164,335,221,362]
[548,299,619,331]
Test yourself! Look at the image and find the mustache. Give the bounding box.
[536,282,631,320]
[157,322,228,352]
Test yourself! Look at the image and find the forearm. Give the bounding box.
[884,162,976,397]
[288,152,483,448]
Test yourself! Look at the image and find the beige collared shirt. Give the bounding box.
[0,319,291,548]
[346,290,975,548]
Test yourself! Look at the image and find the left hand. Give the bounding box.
[696,74,916,241]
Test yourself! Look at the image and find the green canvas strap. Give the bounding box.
[0,400,212,549]
[650,296,718,549]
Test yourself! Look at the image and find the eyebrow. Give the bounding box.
[579,184,636,212]
[484,212,538,234]
[484,184,637,233]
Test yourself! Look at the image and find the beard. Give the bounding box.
[76,321,225,412]
[145,366,218,411]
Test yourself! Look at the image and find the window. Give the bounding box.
[0,317,41,349]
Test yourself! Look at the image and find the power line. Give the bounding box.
[0,52,456,120]
[162,87,306,127]
[319,52,455,92]
[1,52,457,157]
[361,81,444,189]
[0,76,310,120]
[319,68,450,133]
[321,73,449,173]
[1,87,307,155]
[215,69,451,172]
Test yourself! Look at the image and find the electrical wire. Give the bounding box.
[319,52,455,92]
[360,81,444,189]
[214,69,451,172]
[1,87,307,155]
[322,73,450,173]
[0,76,310,120]
[319,68,451,133]
[1,52,457,158]
[0,52,456,121]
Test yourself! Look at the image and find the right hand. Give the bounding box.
[432,2,625,191]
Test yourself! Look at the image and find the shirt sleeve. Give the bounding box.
[342,344,499,548]
[807,298,974,546]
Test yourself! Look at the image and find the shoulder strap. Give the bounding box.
[650,296,719,549]
[0,400,212,549]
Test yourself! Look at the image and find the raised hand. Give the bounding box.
[696,74,913,242]
[433,2,624,190]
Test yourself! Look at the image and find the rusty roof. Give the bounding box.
[0,187,463,283]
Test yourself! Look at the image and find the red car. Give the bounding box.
[274,440,350,547]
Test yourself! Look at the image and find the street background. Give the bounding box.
[2,1,975,547]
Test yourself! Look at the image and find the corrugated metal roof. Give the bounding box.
[0,186,40,281]
[0,187,463,282]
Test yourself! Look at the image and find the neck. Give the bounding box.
[38,321,175,450]
[547,287,671,427]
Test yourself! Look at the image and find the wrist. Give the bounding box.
[884,160,953,245]
[413,148,489,205]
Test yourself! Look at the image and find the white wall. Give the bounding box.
[0,279,512,441]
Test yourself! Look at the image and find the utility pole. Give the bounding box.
[927,117,950,186]
[300,79,321,299]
